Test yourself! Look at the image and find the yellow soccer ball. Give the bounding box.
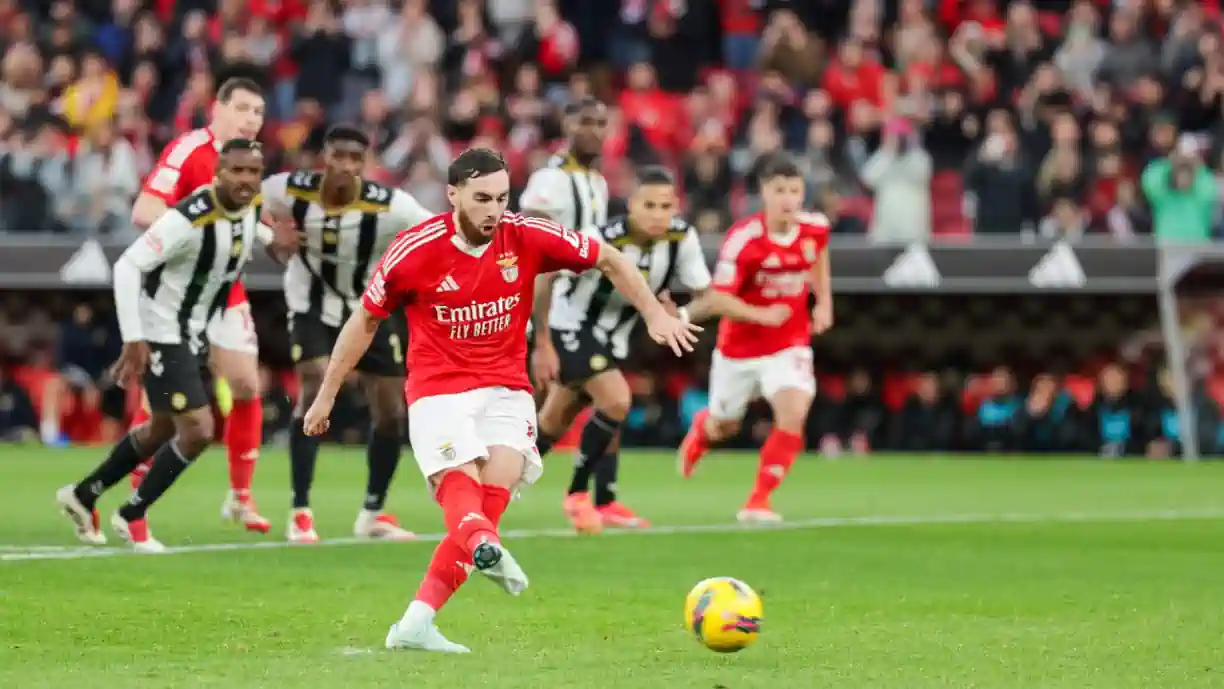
[683,577,763,653]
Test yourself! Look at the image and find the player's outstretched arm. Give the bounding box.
[302,307,382,436]
[595,244,702,355]
[685,289,790,327]
[810,247,833,334]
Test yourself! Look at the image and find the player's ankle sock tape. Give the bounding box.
[363,428,402,511]
[481,484,512,528]
[289,418,320,509]
[75,433,147,508]
[579,411,622,461]
[118,441,198,521]
[593,453,620,506]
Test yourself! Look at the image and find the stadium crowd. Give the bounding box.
[2,0,1223,455]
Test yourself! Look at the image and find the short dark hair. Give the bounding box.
[564,97,605,117]
[217,77,263,103]
[220,138,262,156]
[756,153,803,183]
[635,165,675,187]
[447,147,507,186]
[323,124,370,149]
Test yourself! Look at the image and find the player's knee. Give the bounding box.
[175,408,215,455]
[709,417,741,441]
[134,415,176,452]
[771,394,813,434]
[595,395,631,422]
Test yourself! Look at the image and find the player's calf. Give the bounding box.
[355,385,413,540]
[741,389,811,520]
[679,411,740,479]
[113,408,214,551]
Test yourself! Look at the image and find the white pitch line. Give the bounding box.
[4,507,1224,563]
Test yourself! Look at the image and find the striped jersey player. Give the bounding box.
[57,140,295,552]
[259,125,433,544]
[126,77,271,533]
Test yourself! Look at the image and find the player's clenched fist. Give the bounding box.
[645,310,702,356]
[302,395,334,436]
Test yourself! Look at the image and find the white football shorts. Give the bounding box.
[206,301,259,355]
[408,386,542,490]
[708,346,816,422]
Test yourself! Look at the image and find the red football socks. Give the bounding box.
[415,537,470,610]
[414,484,512,612]
[482,484,512,528]
[690,409,711,449]
[435,471,499,556]
[746,429,803,506]
[224,398,262,498]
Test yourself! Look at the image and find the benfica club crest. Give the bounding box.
[497,253,519,283]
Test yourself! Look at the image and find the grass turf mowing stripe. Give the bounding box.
[4,507,1224,563]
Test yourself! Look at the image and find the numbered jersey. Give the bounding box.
[115,186,268,353]
[550,216,710,360]
[712,212,830,359]
[262,171,433,327]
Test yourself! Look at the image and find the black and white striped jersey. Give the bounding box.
[262,171,432,327]
[550,215,711,359]
[114,186,269,353]
[519,154,610,233]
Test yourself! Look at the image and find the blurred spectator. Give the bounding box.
[1082,364,1142,457]
[1017,374,1075,453]
[819,187,867,235]
[964,110,1037,235]
[0,365,37,444]
[860,116,932,242]
[828,368,885,455]
[375,0,444,108]
[1141,135,1218,243]
[66,119,140,235]
[970,366,1022,452]
[890,372,960,452]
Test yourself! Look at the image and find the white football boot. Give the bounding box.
[55,485,106,545]
[353,510,416,541]
[385,622,471,653]
[221,491,272,533]
[472,538,529,596]
[110,512,166,553]
[736,507,784,524]
[287,508,319,543]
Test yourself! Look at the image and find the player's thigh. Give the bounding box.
[582,368,632,419]
[477,388,543,488]
[537,383,584,436]
[551,329,617,389]
[143,343,212,418]
[407,389,489,482]
[761,348,816,429]
[354,311,407,378]
[708,351,761,423]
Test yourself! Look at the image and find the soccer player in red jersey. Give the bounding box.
[127,77,272,533]
[677,153,833,523]
[301,148,699,652]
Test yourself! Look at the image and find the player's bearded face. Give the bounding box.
[761,176,805,226]
[452,170,510,242]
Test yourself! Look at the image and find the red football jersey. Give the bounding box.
[362,211,600,405]
[142,127,250,308]
[712,211,830,359]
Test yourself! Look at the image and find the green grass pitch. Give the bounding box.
[2,447,1224,688]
